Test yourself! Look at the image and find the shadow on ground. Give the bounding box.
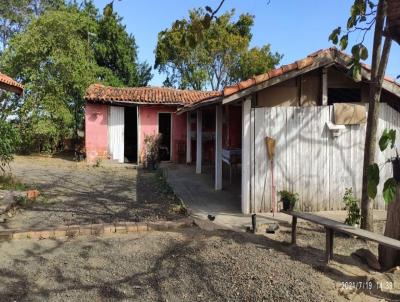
[1,156,184,230]
[0,225,398,301]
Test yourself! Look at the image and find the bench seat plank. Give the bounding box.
[284,211,400,250]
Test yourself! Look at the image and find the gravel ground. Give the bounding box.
[0,155,184,230]
[0,156,399,301]
[0,217,398,301]
[0,227,343,302]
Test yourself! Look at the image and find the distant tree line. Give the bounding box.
[0,0,281,154]
[0,0,152,153]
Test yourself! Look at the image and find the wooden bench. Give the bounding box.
[283,210,400,264]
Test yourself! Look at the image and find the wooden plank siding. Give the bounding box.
[250,103,400,212]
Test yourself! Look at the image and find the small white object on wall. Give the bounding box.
[326,121,346,137]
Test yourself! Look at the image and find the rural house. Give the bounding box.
[85,47,400,214]
[178,47,400,214]
[84,84,221,163]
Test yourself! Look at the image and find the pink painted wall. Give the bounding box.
[139,105,187,163]
[85,103,108,162]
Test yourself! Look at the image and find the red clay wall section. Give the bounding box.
[85,103,240,164]
[85,103,108,162]
[139,106,187,163]
[224,105,242,149]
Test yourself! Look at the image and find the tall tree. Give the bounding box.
[0,0,64,50]
[330,0,393,232]
[361,1,392,232]
[94,3,152,87]
[1,9,101,152]
[155,8,281,91]
[1,1,152,153]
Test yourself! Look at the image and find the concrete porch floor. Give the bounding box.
[163,163,241,215]
[163,163,387,231]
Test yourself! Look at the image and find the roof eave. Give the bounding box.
[0,82,24,96]
[177,96,223,115]
[222,56,335,105]
[85,98,185,106]
[222,50,400,104]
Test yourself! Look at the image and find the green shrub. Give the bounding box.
[0,174,27,191]
[343,188,361,226]
[278,190,299,211]
[0,120,19,173]
[144,134,162,168]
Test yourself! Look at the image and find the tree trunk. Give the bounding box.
[379,185,400,270]
[360,0,391,231]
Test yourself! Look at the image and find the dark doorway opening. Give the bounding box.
[158,113,172,161]
[328,88,361,105]
[124,106,138,163]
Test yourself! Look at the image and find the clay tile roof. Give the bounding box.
[85,84,222,105]
[0,72,23,95]
[222,47,400,98]
[222,48,334,97]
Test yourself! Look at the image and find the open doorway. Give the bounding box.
[124,106,138,163]
[158,113,172,161]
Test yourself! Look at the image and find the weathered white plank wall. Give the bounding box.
[251,103,400,212]
[108,106,125,163]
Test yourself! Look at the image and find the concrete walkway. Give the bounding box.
[163,163,387,231]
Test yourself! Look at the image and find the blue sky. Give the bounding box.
[93,0,400,87]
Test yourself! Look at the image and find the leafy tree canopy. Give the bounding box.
[155,8,281,91]
[0,0,152,153]
[1,9,101,152]
[0,0,65,50]
[0,119,19,173]
[94,3,152,86]
[329,0,377,80]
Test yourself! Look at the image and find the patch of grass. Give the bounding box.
[15,195,29,207]
[13,192,49,210]
[154,169,188,215]
[0,174,28,191]
[170,201,188,215]
[155,169,174,195]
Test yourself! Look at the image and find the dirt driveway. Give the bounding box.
[1,224,399,302]
[0,156,184,230]
[0,227,341,302]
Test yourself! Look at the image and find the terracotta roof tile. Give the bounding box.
[0,72,23,95]
[223,85,241,97]
[254,73,270,84]
[85,84,222,105]
[282,63,297,73]
[268,67,284,78]
[296,57,314,69]
[384,75,396,83]
[238,78,256,90]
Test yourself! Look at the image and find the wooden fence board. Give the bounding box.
[251,103,400,212]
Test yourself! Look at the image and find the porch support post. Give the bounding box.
[196,110,202,174]
[215,105,223,190]
[186,112,192,164]
[322,67,328,105]
[242,97,252,214]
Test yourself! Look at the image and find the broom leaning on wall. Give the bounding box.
[261,137,276,215]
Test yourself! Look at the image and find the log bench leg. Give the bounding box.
[291,216,297,245]
[325,227,334,263]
